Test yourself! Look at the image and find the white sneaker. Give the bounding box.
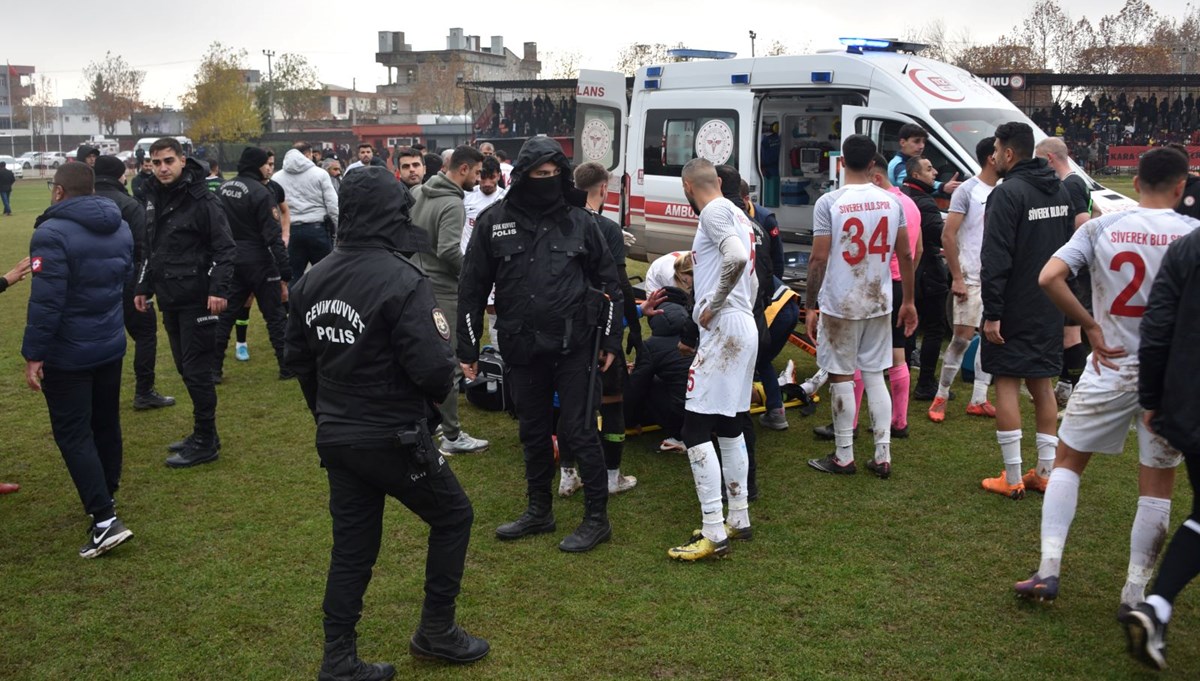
[659,438,686,452]
[558,468,583,497]
[777,359,796,387]
[608,473,638,495]
[440,431,489,455]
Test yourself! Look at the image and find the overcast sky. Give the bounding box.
[6,0,1191,107]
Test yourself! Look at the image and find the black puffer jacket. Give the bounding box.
[457,136,623,365]
[136,157,236,310]
[1139,228,1200,453]
[901,177,949,299]
[284,166,454,446]
[979,158,1074,377]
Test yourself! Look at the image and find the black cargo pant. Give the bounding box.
[41,358,123,522]
[318,441,474,641]
[213,260,287,374]
[162,307,219,439]
[509,346,607,513]
[123,279,158,396]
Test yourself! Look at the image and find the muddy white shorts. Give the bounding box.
[1059,371,1183,468]
[816,313,891,375]
[951,283,984,328]
[686,310,758,417]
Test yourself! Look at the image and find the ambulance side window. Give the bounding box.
[644,109,740,177]
[858,117,956,183]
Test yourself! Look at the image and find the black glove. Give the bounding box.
[625,323,643,356]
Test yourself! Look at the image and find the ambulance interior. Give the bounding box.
[756,92,867,284]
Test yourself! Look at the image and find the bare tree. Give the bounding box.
[543,50,581,79]
[411,54,467,115]
[613,43,683,76]
[83,52,145,136]
[764,40,791,57]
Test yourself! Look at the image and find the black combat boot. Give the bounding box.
[558,501,611,553]
[317,632,395,681]
[495,492,555,540]
[409,605,490,664]
[165,429,220,468]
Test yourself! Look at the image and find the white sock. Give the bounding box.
[972,349,992,404]
[687,442,726,542]
[1035,433,1058,478]
[1124,496,1172,606]
[717,435,751,530]
[937,336,970,399]
[607,469,619,486]
[831,382,856,465]
[95,517,115,529]
[862,370,892,463]
[1038,467,1081,578]
[1146,594,1174,624]
[236,342,247,349]
[997,429,1023,484]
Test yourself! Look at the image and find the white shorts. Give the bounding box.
[686,311,757,417]
[1059,371,1183,468]
[952,283,984,328]
[816,313,891,376]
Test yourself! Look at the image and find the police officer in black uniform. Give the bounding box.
[212,147,293,381]
[134,137,236,468]
[284,167,488,681]
[458,137,623,553]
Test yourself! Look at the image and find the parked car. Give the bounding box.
[0,155,25,179]
[35,151,67,169]
[18,151,39,169]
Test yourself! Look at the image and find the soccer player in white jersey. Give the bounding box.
[460,157,507,255]
[666,158,758,561]
[1013,147,1199,609]
[806,135,918,479]
[929,136,999,423]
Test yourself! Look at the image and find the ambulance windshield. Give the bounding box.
[930,107,1044,162]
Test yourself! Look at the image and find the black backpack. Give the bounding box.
[465,347,515,417]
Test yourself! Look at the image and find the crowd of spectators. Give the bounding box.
[475,94,577,137]
[1031,92,1200,170]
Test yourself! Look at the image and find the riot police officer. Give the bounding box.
[458,137,624,553]
[212,146,292,380]
[284,167,488,680]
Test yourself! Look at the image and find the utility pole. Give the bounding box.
[749,31,757,58]
[262,49,276,133]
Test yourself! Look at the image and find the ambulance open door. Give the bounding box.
[573,70,628,223]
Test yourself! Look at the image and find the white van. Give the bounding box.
[134,136,193,157]
[572,39,1133,266]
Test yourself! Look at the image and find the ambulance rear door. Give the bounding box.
[574,70,629,224]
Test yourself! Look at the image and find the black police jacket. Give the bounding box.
[284,167,455,446]
[1139,228,1200,453]
[136,158,236,310]
[457,138,623,366]
[217,172,292,280]
[95,175,148,271]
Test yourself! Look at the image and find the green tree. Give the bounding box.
[83,52,144,136]
[182,42,262,148]
[268,53,327,132]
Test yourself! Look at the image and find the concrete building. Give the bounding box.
[374,28,540,120]
[1,64,37,131]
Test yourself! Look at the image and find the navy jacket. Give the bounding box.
[22,195,133,370]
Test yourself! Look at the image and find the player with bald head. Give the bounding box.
[666,157,759,561]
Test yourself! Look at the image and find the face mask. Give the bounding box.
[521,175,562,207]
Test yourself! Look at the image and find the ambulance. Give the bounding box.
[572,38,1134,270]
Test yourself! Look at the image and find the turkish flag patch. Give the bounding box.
[30,257,43,274]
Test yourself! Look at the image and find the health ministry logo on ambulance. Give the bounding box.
[908,68,965,103]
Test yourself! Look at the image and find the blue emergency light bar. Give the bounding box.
[731,73,750,85]
[644,79,661,90]
[811,71,833,83]
[839,37,893,49]
[839,37,928,54]
[646,66,663,77]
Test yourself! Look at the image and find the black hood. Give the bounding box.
[337,166,429,253]
[715,165,745,210]
[1006,158,1062,195]
[76,145,99,161]
[237,146,269,180]
[508,136,586,208]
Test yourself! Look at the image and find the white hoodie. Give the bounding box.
[272,149,338,228]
